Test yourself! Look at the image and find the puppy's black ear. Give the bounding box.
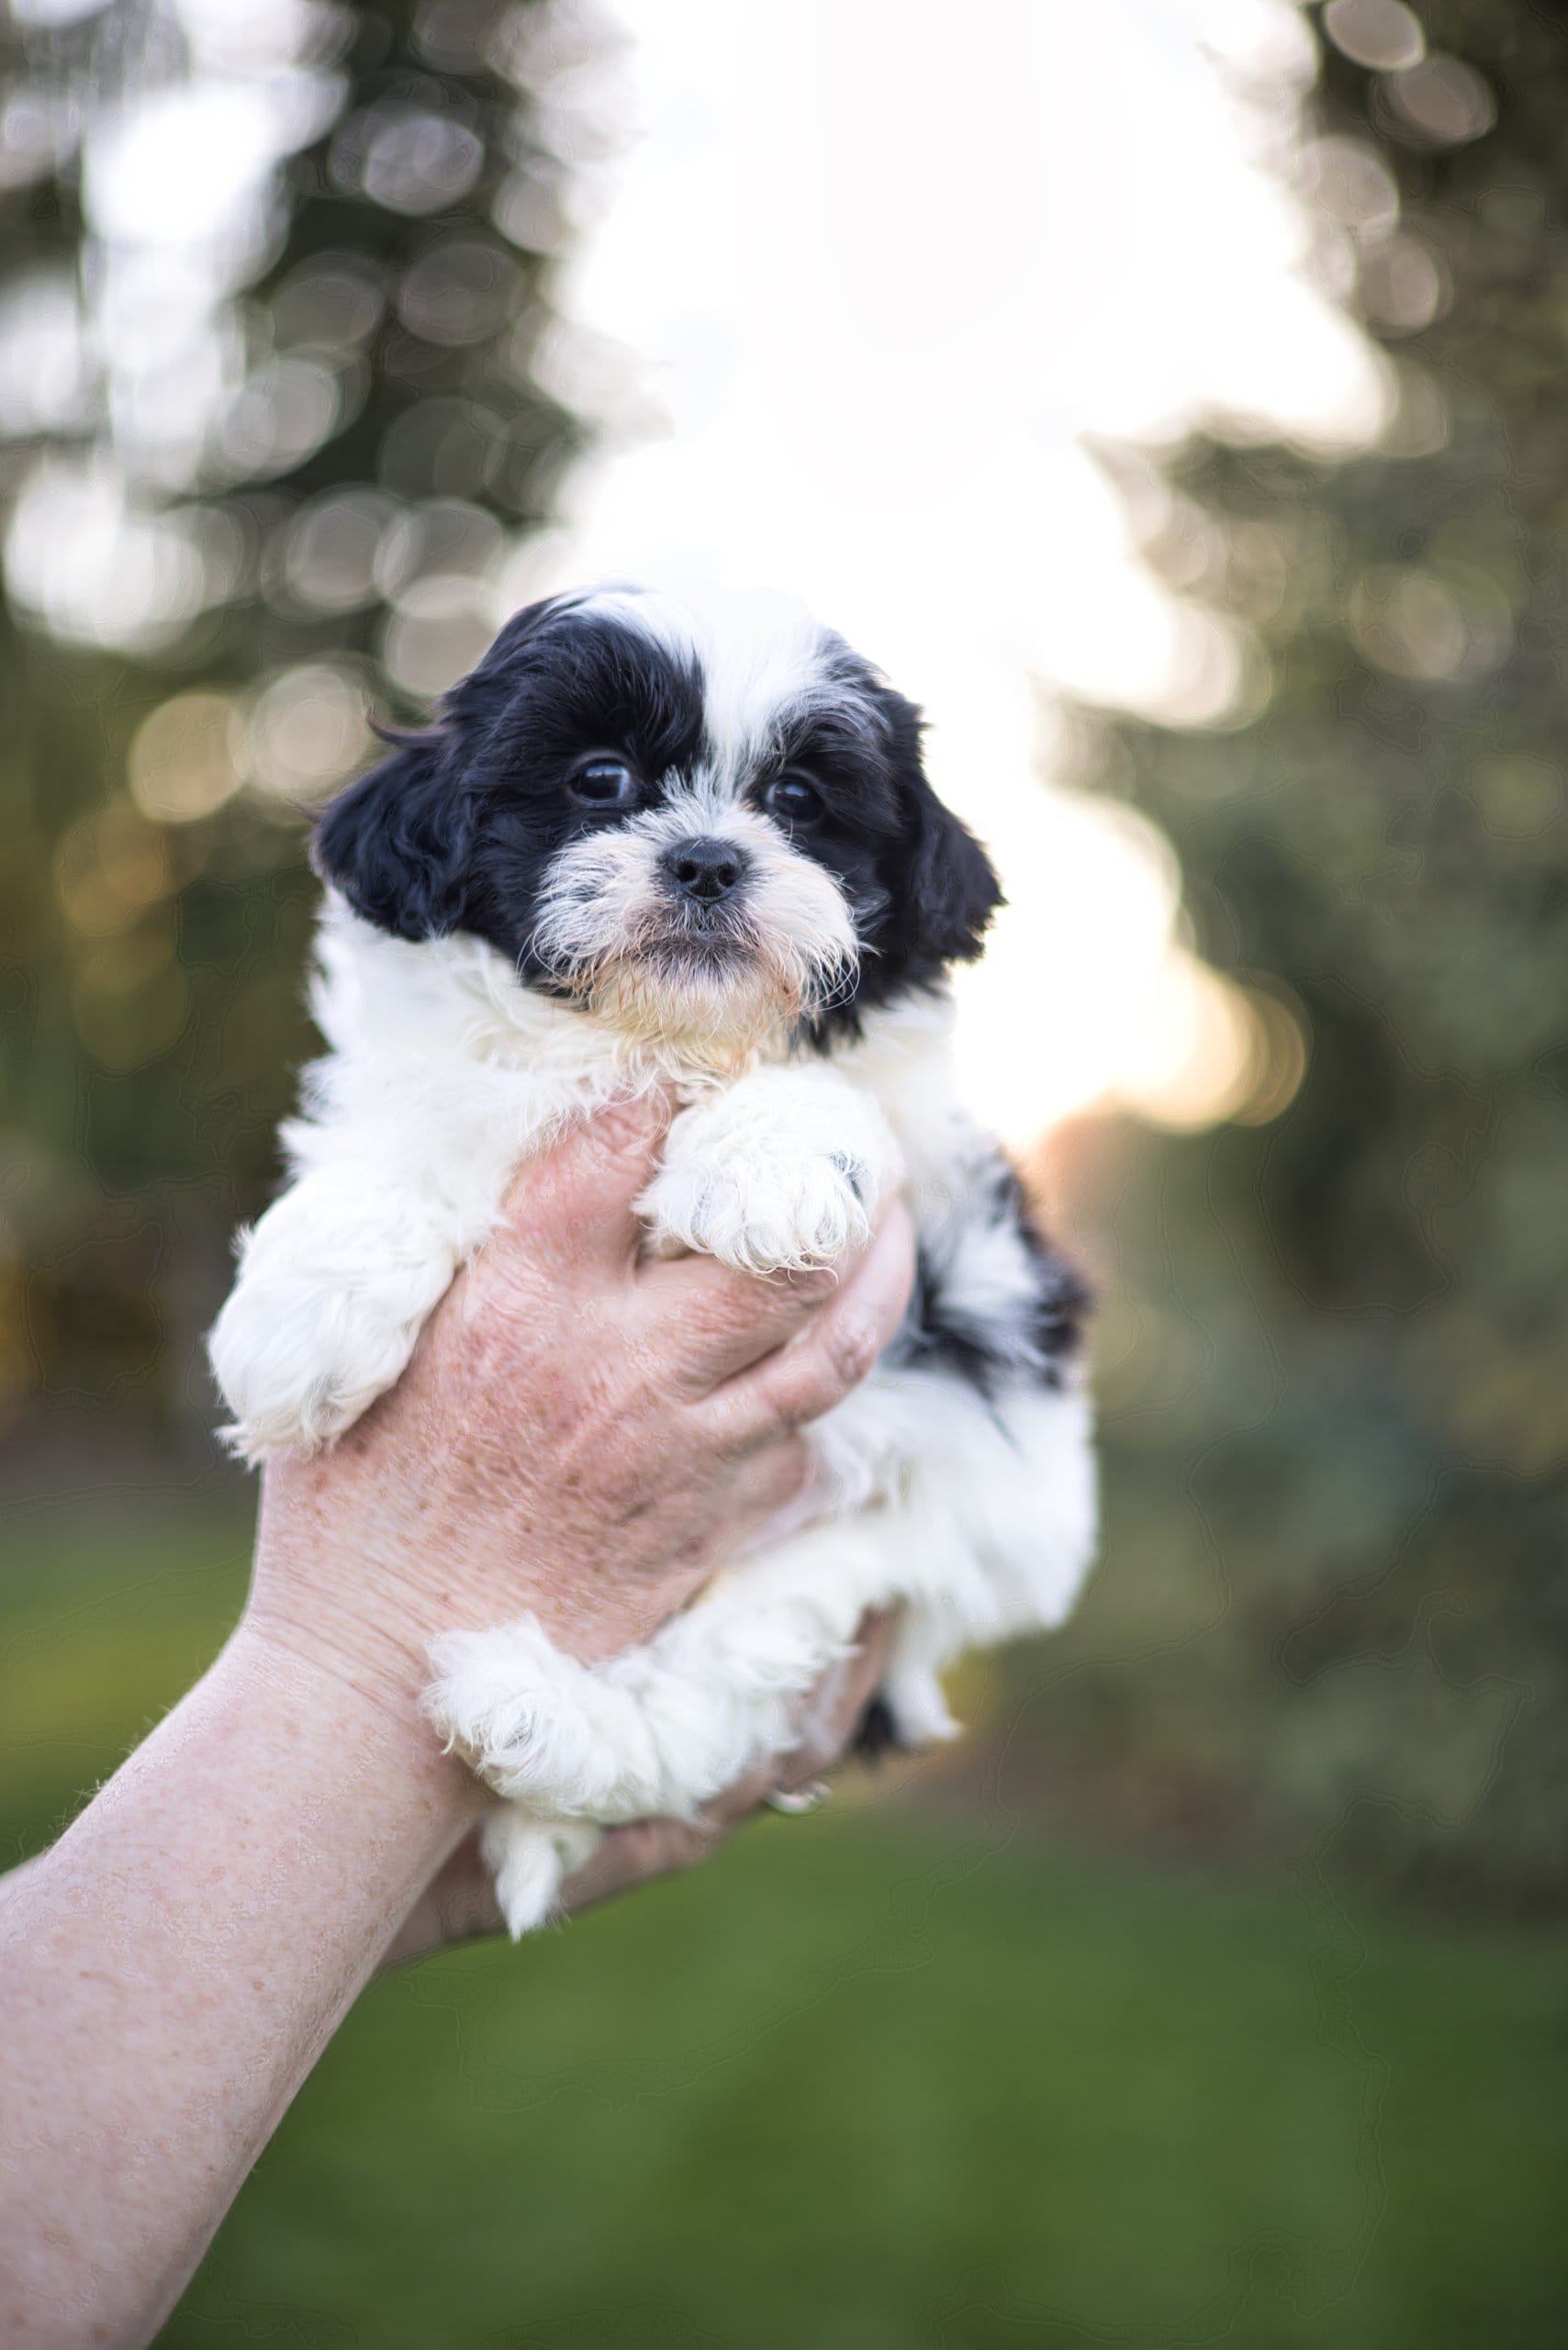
[878,687,1002,976]
[902,768,1003,968]
[313,728,471,942]
[443,592,566,723]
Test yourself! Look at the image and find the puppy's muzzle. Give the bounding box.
[661,835,750,905]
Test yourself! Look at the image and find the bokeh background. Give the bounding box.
[4,1,1567,2343]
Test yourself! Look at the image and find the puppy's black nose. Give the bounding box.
[663,836,749,901]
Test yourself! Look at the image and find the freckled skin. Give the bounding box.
[0,1099,913,2350]
[250,1109,915,1680]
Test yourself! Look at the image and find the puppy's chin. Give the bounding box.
[547,923,843,1052]
[531,810,859,1053]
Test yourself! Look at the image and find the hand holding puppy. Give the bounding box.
[248,1091,916,1741]
[216,583,1096,1935]
[0,1101,913,2350]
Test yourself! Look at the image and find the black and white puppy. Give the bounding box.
[209,583,1097,1933]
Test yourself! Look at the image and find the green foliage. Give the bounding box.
[179,1830,1568,2350]
[4,0,1561,1919]
[1044,0,1568,1904]
[6,1495,1568,2350]
[0,2,578,1432]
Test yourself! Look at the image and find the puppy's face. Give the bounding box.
[317,587,1001,1049]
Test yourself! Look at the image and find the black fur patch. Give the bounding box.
[314,588,1002,1024]
[1000,1164,1092,1370]
[852,1693,904,1761]
[778,646,1002,1038]
[890,1161,1090,1402]
[316,596,709,967]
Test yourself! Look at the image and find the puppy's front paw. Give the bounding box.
[209,1189,458,1461]
[209,1270,429,1460]
[642,1145,873,1275]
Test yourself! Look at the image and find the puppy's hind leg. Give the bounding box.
[481,1809,601,1938]
[428,1521,903,1884]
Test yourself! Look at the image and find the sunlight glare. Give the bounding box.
[535,0,1379,1136]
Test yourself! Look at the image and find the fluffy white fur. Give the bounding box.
[209,584,1098,1934]
[211,897,1096,1933]
[582,584,846,789]
[532,780,857,1050]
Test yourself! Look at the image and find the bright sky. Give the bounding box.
[7,0,1390,1138]
[520,0,1387,1135]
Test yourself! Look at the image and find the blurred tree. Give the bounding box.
[0,0,595,1441]
[1037,0,1568,1906]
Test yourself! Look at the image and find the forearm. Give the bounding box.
[0,1115,914,2344]
[0,1624,486,2349]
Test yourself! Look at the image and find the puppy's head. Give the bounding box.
[316,585,1000,1049]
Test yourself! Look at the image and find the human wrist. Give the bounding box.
[246,1461,467,1729]
[223,1613,489,1863]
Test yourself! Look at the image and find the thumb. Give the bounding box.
[494,1091,673,1275]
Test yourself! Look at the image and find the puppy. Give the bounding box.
[209,583,1098,1934]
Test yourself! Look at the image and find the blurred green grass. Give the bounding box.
[5,1495,1566,2350]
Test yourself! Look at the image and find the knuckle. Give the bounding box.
[681,1281,757,1357]
[737,1382,794,1448]
[778,1264,842,1307]
[824,1310,884,1390]
[766,1435,812,1502]
[784,1731,832,1783]
[657,1821,717,1874]
[593,1094,666,1154]
[767,1344,840,1428]
[456,1246,549,1343]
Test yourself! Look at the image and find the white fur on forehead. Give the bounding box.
[577,581,839,789]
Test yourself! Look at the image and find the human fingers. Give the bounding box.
[487,1093,673,1281]
[686,1435,814,1563]
[386,1778,772,1951]
[383,1807,722,1953]
[376,1831,502,1970]
[700,1202,915,1446]
[554,1810,730,1912]
[393,1610,898,1949]
[634,1244,855,1394]
[561,1612,897,1918]
[776,1608,896,1788]
[563,1733,792,1911]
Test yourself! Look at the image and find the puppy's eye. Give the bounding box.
[763,771,822,822]
[569,758,638,808]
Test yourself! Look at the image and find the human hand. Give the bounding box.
[242,1097,916,1752]
[379,1609,896,1967]
[0,1113,915,2350]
